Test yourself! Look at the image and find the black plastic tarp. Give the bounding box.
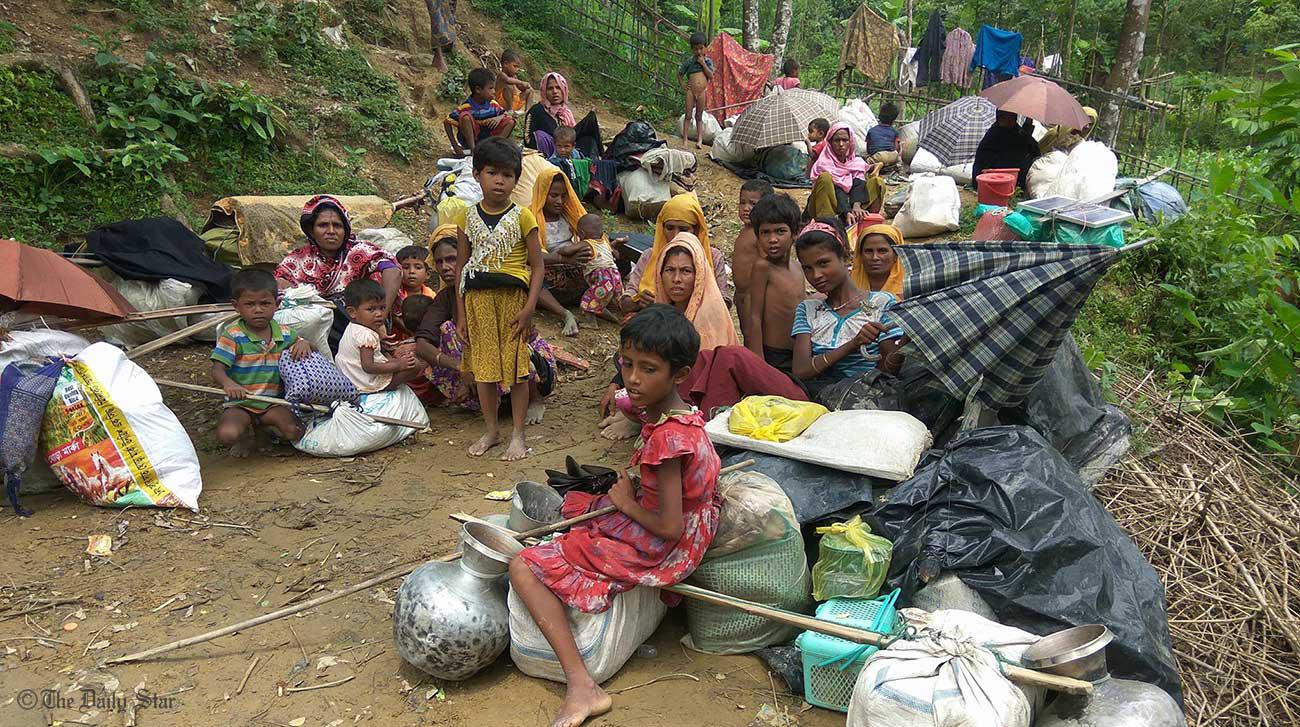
[719,449,878,525]
[868,426,1183,702]
[83,217,233,301]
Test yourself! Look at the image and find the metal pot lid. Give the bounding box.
[1022,624,1114,670]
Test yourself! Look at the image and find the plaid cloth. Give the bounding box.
[889,241,1117,409]
[1,360,63,515]
[917,96,997,166]
[730,88,841,149]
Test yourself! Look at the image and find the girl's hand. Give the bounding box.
[509,308,534,341]
[598,383,618,418]
[852,321,886,347]
[608,468,636,512]
[289,339,312,360]
[455,319,468,345]
[566,246,594,266]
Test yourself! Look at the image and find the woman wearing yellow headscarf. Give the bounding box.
[621,193,730,312]
[1038,106,1098,154]
[529,166,589,335]
[653,231,739,350]
[851,224,906,300]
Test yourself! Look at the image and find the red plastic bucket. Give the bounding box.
[977,172,1017,206]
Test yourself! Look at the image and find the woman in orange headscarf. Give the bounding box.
[652,232,738,350]
[529,166,589,335]
[851,223,906,300]
[620,193,731,312]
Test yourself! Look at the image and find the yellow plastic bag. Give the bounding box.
[727,396,828,443]
[811,516,892,600]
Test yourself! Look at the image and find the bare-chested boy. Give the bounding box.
[742,193,807,380]
[730,179,773,327]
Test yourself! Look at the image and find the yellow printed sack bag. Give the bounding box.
[727,395,828,443]
[40,343,202,509]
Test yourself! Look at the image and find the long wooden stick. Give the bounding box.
[57,304,237,332]
[153,379,428,430]
[126,312,239,359]
[105,507,608,665]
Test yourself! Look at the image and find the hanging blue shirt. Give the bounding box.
[969,25,1023,78]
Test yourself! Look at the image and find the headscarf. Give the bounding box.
[275,195,396,297]
[540,72,577,128]
[637,193,712,297]
[529,166,586,251]
[851,224,905,299]
[653,232,738,351]
[428,223,460,250]
[807,121,868,192]
[1039,106,1099,153]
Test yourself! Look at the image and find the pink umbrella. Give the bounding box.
[980,76,1091,130]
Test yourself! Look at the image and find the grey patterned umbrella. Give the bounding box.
[917,96,997,166]
[730,88,841,150]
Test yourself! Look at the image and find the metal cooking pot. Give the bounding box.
[508,481,564,533]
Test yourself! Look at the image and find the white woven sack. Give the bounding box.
[894,174,961,237]
[677,113,722,145]
[617,168,671,220]
[908,146,943,174]
[294,387,428,457]
[1027,151,1069,199]
[273,285,335,363]
[1050,140,1118,202]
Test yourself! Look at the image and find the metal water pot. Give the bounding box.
[393,522,523,680]
[1024,625,1186,727]
[508,481,563,533]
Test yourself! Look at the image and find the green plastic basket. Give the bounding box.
[686,530,811,652]
[794,589,900,713]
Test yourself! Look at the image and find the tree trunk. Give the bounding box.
[1097,0,1153,144]
[741,0,760,51]
[770,0,793,74]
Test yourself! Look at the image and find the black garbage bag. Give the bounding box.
[868,426,1183,703]
[604,120,666,170]
[720,449,879,525]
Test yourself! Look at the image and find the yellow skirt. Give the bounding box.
[463,287,531,385]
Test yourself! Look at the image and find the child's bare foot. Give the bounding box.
[501,431,529,461]
[599,413,640,441]
[550,682,611,727]
[468,431,500,456]
[561,311,579,337]
[228,437,253,458]
[525,402,546,425]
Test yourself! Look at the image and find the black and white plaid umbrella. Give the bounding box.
[730,88,841,149]
[889,241,1119,409]
[917,96,997,166]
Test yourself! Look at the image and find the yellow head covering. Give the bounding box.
[428,223,460,248]
[638,193,712,296]
[529,167,587,251]
[653,232,738,351]
[851,224,906,300]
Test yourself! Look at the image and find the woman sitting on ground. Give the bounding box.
[525,72,603,159]
[852,223,906,300]
[530,167,592,336]
[791,218,906,404]
[805,122,885,226]
[600,231,805,439]
[621,194,731,313]
[409,228,556,423]
[274,195,400,353]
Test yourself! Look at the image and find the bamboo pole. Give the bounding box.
[126,312,239,359]
[152,379,428,430]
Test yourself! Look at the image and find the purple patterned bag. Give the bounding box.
[278,351,359,406]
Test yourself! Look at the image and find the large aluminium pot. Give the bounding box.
[393,522,523,680]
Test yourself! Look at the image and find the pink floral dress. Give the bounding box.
[518,409,721,613]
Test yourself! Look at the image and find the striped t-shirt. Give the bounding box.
[790,291,904,381]
[210,319,298,410]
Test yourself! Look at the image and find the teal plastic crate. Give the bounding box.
[794,589,900,712]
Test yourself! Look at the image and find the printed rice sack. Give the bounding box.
[39,343,202,510]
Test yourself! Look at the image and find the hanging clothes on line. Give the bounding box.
[914,10,946,87]
[941,27,974,87]
[969,24,1023,79]
[897,47,919,92]
[840,5,899,83]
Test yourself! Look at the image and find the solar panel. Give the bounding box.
[1018,195,1077,214]
[1018,196,1134,228]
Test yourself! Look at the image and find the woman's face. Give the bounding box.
[858,234,898,279]
[830,129,853,161]
[432,240,458,286]
[798,240,849,295]
[311,209,347,254]
[544,177,567,218]
[545,78,564,105]
[662,218,698,239]
[660,249,697,308]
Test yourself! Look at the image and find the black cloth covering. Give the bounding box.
[915,11,946,86]
[83,217,233,301]
[525,105,604,160]
[972,121,1041,188]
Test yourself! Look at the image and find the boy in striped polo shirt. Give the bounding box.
[211,269,311,455]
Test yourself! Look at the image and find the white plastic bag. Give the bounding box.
[96,271,202,347]
[274,285,336,363]
[617,168,671,220]
[1027,151,1068,199]
[0,330,90,372]
[837,100,879,148]
[710,470,798,557]
[39,343,201,510]
[848,609,1044,727]
[677,113,722,145]
[941,162,975,185]
[898,121,922,164]
[294,387,428,457]
[710,127,755,164]
[894,174,961,237]
[1050,140,1118,202]
[706,408,932,481]
[508,585,666,684]
[356,228,417,257]
[908,146,943,174]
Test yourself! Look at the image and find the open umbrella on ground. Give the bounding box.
[917,96,997,166]
[729,87,841,149]
[980,75,1090,129]
[0,239,135,320]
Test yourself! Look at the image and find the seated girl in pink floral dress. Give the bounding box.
[509,304,721,727]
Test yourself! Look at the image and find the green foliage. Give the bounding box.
[1212,46,1300,197]
[0,69,96,148]
[0,20,18,53]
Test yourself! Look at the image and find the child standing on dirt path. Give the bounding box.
[678,32,714,150]
[496,49,533,115]
[445,67,514,156]
[509,305,721,727]
[210,269,311,456]
[729,179,774,324]
[742,193,807,381]
[454,137,545,461]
